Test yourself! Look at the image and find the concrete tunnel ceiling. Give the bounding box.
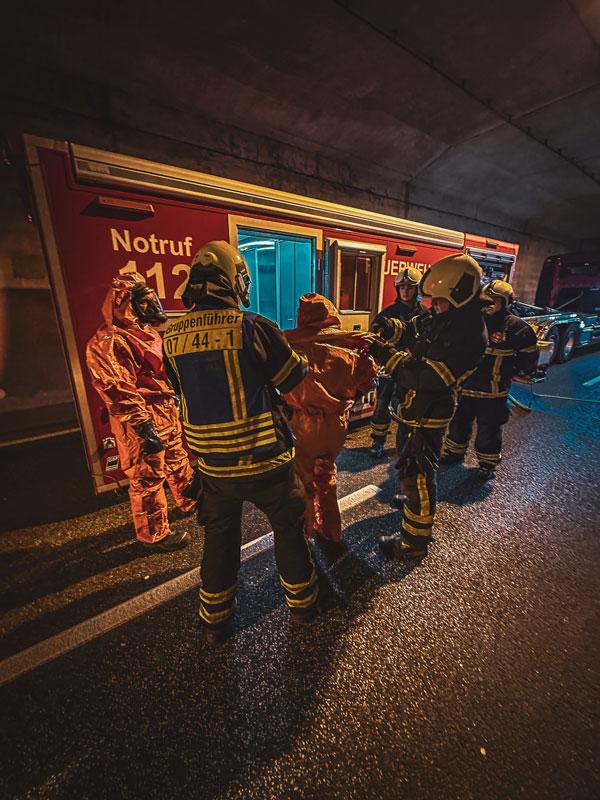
[3,0,600,248]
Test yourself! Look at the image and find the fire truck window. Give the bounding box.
[339,251,373,311]
[238,227,315,329]
[556,287,600,313]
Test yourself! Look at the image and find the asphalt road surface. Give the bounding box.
[1,350,599,799]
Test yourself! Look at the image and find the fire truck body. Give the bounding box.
[25,135,519,492]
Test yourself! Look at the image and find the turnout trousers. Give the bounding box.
[445,395,510,468]
[197,463,317,627]
[291,409,348,542]
[370,376,395,444]
[115,400,196,543]
[397,426,445,545]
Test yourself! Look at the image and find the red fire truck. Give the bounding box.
[25,135,519,493]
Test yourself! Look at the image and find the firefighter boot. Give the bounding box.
[202,621,231,647]
[142,529,189,552]
[370,442,386,458]
[198,598,237,646]
[378,533,428,559]
[477,463,496,481]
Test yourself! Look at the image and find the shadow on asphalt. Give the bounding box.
[0,502,419,800]
[150,511,419,797]
[0,571,186,660]
[0,523,146,615]
[438,464,494,506]
[337,443,395,472]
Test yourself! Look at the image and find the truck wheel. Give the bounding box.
[556,326,578,363]
[545,328,560,364]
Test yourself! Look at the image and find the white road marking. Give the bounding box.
[0,484,381,687]
[582,374,600,387]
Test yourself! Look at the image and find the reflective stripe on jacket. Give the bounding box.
[386,301,488,428]
[461,312,538,398]
[163,303,307,478]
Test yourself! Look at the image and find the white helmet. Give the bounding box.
[421,254,482,308]
[184,240,251,308]
[481,279,514,306]
[394,266,422,287]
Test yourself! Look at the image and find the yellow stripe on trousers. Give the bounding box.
[417,474,431,517]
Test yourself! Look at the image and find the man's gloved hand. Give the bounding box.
[182,469,203,501]
[370,315,405,343]
[135,421,164,454]
[368,338,396,366]
[370,314,391,336]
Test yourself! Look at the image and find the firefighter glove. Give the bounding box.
[370,314,393,337]
[182,469,203,501]
[135,421,164,454]
[368,338,395,366]
[371,315,406,344]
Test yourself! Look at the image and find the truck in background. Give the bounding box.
[508,252,600,365]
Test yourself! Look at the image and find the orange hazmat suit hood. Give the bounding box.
[296,293,341,330]
[284,293,376,414]
[101,274,147,330]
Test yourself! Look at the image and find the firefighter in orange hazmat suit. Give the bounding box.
[86,275,196,550]
[284,293,377,542]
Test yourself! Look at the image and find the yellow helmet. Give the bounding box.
[184,240,251,308]
[481,279,514,305]
[421,253,482,308]
[394,266,422,287]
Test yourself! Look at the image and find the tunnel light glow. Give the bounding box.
[239,240,276,249]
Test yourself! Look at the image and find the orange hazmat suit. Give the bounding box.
[86,275,196,543]
[284,293,376,542]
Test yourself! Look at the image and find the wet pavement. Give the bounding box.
[1,350,599,799]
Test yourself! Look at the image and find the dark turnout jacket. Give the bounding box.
[374,298,425,325]
[163,301,307,479]
[379,300,488,428]
[462,309,538,398]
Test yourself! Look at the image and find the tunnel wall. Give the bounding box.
[0,65,582,438]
